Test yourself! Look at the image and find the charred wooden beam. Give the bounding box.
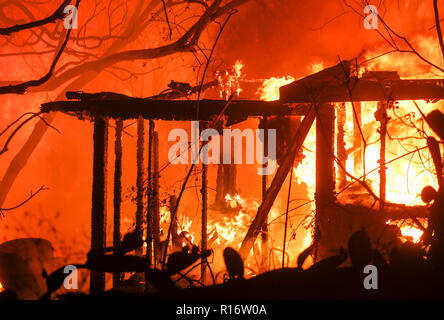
[314,104,335,261]
[239,107,316,260]
[280,77,444,103]
[260,117,268,272]
[201,131,208,283]
[41,100,308,122]
[65,79,218,102]
[315,104,336,203]
[90,118,108,294]
[169,195,179,248]
[146,120,154,268]
[376,102,388,211]
[136,117,145,257]
[112,119,123,287]
[151,131,160,267]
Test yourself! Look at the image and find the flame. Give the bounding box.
[216,60,244,99]
[0,282,3,293]
[224,193,245,209]
[400,226,423,243]
[257,76,295,101]
[386,220,424,243]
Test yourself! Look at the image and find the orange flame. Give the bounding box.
[217,60,244,99]
[257,76,295,101]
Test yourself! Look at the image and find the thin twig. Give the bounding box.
[0,185,48,215]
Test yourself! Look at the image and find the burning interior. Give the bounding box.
[0,0,443,300]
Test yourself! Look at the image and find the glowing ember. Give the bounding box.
[257,76,295,101]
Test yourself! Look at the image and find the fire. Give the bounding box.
[400,226,423,243]
[224,193,245,209]
[257,76,295,101]
[386,220,424,243]
[216,60,244,99]
[0,282,3,293]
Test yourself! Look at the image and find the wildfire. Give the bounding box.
[386,220,424,243]
[257,76,295,101]
[400,226,423,243]
[216,60,244,99]
[224,193,245,209]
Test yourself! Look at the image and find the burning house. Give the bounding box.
[0,0,443,302]
[35,58,443,295]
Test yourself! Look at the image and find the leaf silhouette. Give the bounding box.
[348,229,372,270]
[86,254,149,273]
[223,247,244,280]
[116,229,144,255]
[297,244,314,269]
[165,246,201,276]
[308,247,347,272]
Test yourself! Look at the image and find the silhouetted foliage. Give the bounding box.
[348,229,372,270]
[223,247,244,280]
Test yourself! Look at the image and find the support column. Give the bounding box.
[146,120,154,266]
[260,116,268,272]
[91,118,108,294]
[136,116,145,256]
[376,101,387,211]
[113,119,123,287]
[151,131,160,266]
[169,195,179,247]
[201,133,208,284]
[314,104,335,261]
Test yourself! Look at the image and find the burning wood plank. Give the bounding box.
[239,107,316,260]
[40,99,308,123]
[280,62,444,103]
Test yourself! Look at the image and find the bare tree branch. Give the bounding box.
[433,0,444,60]
[0,0,81,94]
[0,0,71,35]
[0,185,48,215]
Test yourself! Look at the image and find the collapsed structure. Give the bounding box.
[41,60,444,293]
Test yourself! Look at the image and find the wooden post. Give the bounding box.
[91,118,108,294]
[169,195,179,247]
[146,120,154,266]
[201,125,208,283]
[336,103,347,189]
[239,108,316,260]
[152,131,160,266]
[260,117,268,272]
[113,119,123,287]
[282,168,292,268]
[136,116,144,256]
[377,101,387,211]
[314,103,335,261]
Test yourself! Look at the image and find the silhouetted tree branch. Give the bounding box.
[0,0,71,35]
[0,185,48,216]
[0,0,80,94]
